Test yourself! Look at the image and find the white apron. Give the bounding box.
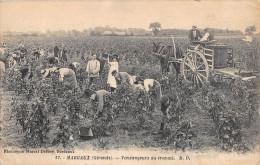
[107,62,118,88]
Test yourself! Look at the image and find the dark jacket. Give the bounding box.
[60,47,67,62]
[97,58,106,75]
[161,95,176,115]
[54,45,59,57]
[189,29,202,41]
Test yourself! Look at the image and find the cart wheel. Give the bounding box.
[182,50,209,87]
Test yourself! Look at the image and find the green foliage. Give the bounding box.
[195,80,259,152]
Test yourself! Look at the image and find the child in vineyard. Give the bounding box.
[82,89,110,117]
[86,54,100,89]
[107,55,119,93]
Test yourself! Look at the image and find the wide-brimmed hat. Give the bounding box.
[192,25,197,28]
[112,54,118,60]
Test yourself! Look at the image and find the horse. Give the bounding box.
[152,42,184,75]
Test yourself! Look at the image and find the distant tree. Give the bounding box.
[149,22,161,36]
[245,25,256,34]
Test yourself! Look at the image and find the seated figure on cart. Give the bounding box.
[194,28,215,50]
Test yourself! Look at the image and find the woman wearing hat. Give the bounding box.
[107,54,119,93]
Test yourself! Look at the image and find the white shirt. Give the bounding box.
[131,75,137,83]
[144,79,154,92]
[200,32,210,42]
[193,30,197,38]
[58,68,75,82]
[242,36,253,43]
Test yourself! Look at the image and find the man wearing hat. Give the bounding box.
[189,25,202,41]
[82,89,110,116]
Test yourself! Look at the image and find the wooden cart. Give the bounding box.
[153,41,257,86]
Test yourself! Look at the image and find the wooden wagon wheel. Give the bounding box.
[182,50,209,87]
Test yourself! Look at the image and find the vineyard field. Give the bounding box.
[0,35,260,152]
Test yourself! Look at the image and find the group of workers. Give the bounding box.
[0,42,176,134]
[1,26,229,134]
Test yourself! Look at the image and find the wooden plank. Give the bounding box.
[213,68,256,81]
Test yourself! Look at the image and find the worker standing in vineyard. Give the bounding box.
[59,44,68,65]
[107,55,119,93]
[86,54,100,88]
[97,53,107,75]
[82,89,110,117]
[54,43,59,57]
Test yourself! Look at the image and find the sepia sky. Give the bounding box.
[0,0,260,33]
